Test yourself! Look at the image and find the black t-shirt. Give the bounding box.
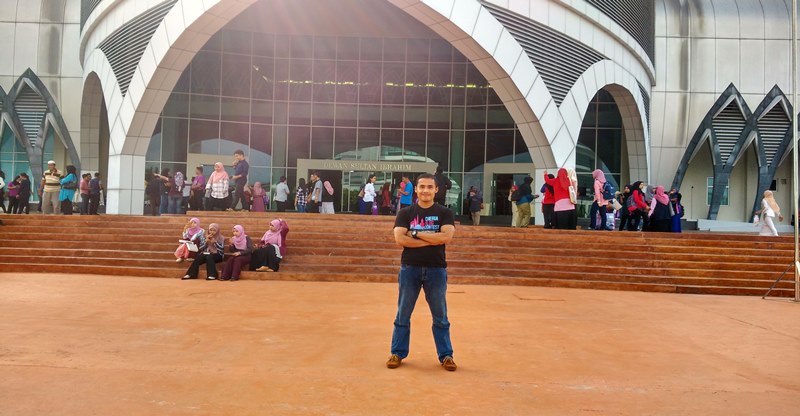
[394,203,455,268]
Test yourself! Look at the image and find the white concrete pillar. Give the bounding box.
[106,154,146,215]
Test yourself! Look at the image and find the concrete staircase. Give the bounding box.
[0,212,795,297]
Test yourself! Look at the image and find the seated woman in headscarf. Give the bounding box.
[250,219,285,272]
[174,217,205,262]
[220,225,254,281]
[182,223,224,280]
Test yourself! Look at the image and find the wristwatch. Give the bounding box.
[411,230,419,239]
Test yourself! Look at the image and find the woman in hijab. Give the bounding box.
[544,168,576,229]
[250,182,267,212]
[627,181,649,231]
[220,225,254,281]
[759,190,782,236]
[205,162,230,211]
[250,219,285,272]
[618,185,632,231]
[58,165,78,215]
[175,217,205,262]
[648,186,672,232]
[590,169,609,230]
[182,223,225,280]
[669,190,683,233]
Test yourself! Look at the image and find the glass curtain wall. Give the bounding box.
[147,29,529,212]
[576,89,623,215]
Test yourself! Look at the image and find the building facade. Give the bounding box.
[0,0,797,222]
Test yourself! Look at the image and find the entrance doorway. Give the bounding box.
[492,173,530,215]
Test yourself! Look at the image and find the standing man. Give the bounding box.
[274,175,290,212]
[398,174,413,209]
[229,149,250,211]
[41,160,62,214]
[433,166,451,206]
[88,173,103,215]
[387,174,457,371]
[466,186,483,226]
[308,171,323,213]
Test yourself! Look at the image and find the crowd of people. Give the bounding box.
[177,217,290,281]
[0,161,105,216]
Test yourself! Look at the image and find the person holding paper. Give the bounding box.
[174,217,205,262]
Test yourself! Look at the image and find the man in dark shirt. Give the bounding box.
[387,174,457,371]
[229,149,250,211]
[433,166,451,206]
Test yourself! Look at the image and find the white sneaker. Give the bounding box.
[206,275,217,280]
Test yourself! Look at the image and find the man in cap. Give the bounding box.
[40,160,62,214]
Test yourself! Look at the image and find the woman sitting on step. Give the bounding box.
[174,218,205,262]
[250,219,287,272]
[182,223,224,280]
[220,225,254,281]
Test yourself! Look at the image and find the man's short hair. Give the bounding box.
[94,172,101,177]
[415,173,436,185]
[309,170,318,177]
[233,149,245,156]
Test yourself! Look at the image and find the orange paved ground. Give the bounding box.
[1,273,798,415]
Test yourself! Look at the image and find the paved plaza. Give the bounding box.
[0,273,798,415]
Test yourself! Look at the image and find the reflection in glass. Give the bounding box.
[188,120,220,154]
[250,124,272,167]
[221,97,251,123]
[464,131,485,172]
[161,118,188,163]
[287,126,310,166]
[311,127,334,159]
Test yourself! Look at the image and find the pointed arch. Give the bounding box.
[750,85,794,215]
[671,84,755,219]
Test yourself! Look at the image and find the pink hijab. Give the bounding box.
[230,225,248,250]
[654,186,669,205]
[207,223,223,253]
[186,217,202,237]
[252,182,265,197]
[592,169,606,184]
[260,219,283,246]
[208,162,229,184]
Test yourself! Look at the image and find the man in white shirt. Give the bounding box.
[274,176,291,212]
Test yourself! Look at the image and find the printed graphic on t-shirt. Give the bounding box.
[409,215,440,232]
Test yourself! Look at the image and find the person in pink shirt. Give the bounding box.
[590,169,609,230]
[79,173,91,215]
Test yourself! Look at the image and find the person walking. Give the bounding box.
[758,190,782,236]
[514,176,534,228]
[229,149,249,211]
[308,171,322,213]
[386,174,457,372]
[274,176,290,212]
[79,173,90,215]
[0,171,6,214]
[250,182,267,212]
[361,175,377,215]
[41,160,62,214]
[398,174,413,210]
[466,186,483,225]
[6,175,19,214]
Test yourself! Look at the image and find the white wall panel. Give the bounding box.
[714,38,739,92]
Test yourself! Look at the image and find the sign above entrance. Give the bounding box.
[298,159,437,174]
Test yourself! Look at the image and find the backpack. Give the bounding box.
[626,193,637,210]
[602,182,615,200]
[509,189,521,201]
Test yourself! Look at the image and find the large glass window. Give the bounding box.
[576,89,624,195]
[149,29,529,194]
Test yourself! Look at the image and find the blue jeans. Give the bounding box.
[391,265,453,362]
[168,195,183,214]
[159,195,169,214]
[590,201,607,230]
[296,203,306,213]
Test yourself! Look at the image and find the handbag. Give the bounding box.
[63,180,77,190]
[568,185,577,204]
[611,198,622,211]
